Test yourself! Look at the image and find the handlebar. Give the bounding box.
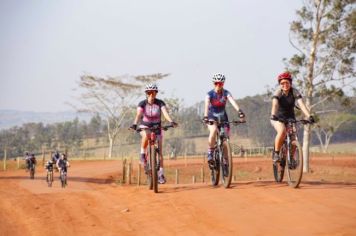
[129,124,176,133]
[202,119,246,126]
[278,118,313,125]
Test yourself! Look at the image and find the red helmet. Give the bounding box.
[277,72,292,83]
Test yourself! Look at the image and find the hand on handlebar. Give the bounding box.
[129,124,137,131]
[202,116,209,124]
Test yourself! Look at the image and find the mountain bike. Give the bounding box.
[204,116,246,188]
[59,168,67,188]
[134,124,175,193]
[46,165,54,187]
[272,118,312,188]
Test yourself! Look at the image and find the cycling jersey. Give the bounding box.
[206,89,233,121]
[57,159,69,172]
[137,99,166,127]
[272,87,302,120]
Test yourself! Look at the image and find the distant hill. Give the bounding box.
[0,109,92,130]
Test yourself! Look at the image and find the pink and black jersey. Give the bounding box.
[206,89,233,121]
[137,98,166,126]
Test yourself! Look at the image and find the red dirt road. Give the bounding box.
[1,158,356,236]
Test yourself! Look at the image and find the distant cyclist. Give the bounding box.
[203,73,245,167]
[24,152,31,170]
[270,72,315,162]
[28,154,37,170]
[45,159,54,173]
[52,150,60,163]
[56,153,70,174]
[130,83,177,184]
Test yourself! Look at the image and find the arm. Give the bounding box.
[161,106,174,122]
[271,98,279,117]
[133,107,143,125]
[204,96,210,117]
[296,99,311,117]
[227,96,241,112]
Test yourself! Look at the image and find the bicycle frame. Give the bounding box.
[206,117,245,188]
[273,118,310,188]
[135,124,174,193]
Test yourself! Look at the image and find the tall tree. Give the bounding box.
[76,73,169,158]
[285,0,355,172]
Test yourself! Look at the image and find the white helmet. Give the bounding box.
[212,73,226,83]
[145,83,158,92]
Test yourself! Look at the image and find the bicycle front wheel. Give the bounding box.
[273,144,286,183]
[47,171,53,187]
[210,149,220,186]
[221,140,233,188]
[286,141,303,188]
[60,171,66,188]
[151,146,158,193]
[30,166,35,179]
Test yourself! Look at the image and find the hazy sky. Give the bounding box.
[0,0,302,112]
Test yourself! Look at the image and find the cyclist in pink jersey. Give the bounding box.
[203,73,245,167]
[130,83,177,184]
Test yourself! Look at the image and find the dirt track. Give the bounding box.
[1,158,356,236]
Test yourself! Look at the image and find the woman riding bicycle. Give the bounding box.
[130,83,177,184]
[270,72,315,162]
[203,73,245,167]
[56,153,70,173]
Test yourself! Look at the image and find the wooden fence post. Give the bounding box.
[42,147,45,166]
[127,162,131,185]
[201,166,205,183]
[3,147,7,171]
[137,164,141,186]
[122,159,127,184]
[175,169,179,184]
[17,154,20,169]
[192,175,196,184]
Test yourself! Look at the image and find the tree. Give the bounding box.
[313,112,356,152]
[75,73,169,158]
[285,0,356,172]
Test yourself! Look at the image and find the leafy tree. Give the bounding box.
[75,73,169,158]
[285,0,356,171]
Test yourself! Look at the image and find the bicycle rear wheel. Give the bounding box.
[210,149,220,186]
[221,140,233,188]
[273,144,286,183]
[286,141,303,188]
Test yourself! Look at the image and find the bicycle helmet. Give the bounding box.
[277,72,292,83]
[212,73,226,83]
[144,83,158,92]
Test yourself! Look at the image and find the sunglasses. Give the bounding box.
[214,82,224,86]
[280,81,291,85]
[146,91,157,95]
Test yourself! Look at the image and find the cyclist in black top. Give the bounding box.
[270,72,315,162]
[56,153,70,173]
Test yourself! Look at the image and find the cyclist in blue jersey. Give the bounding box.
[130,83,177,184]
[203,73,245,166]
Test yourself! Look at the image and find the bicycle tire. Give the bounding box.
[210,149,220,186]
[47,171,53,187]
[221,140,233,188]
[273,144,286,183]
[286,141,303,188]
[147,146,153,190]
[152,147,158,193]
[30,165,35,179]
[61,171,66,188]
